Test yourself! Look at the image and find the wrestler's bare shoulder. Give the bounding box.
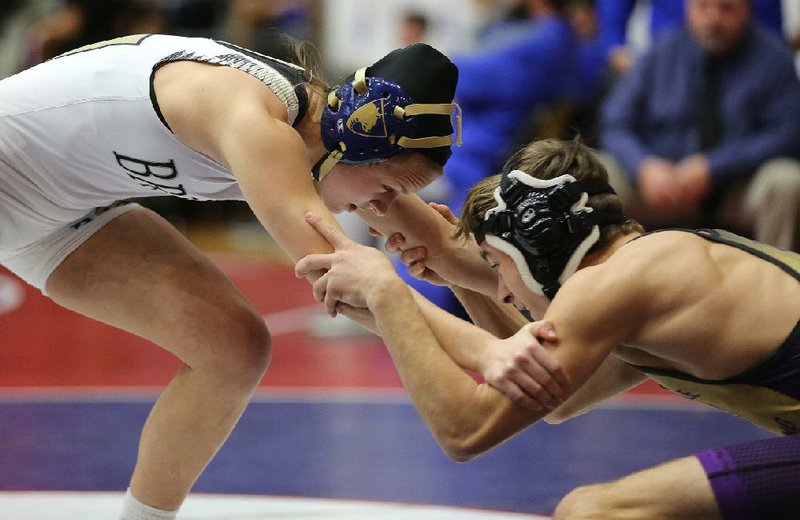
[564,230,739,317]
[608,230,800,315]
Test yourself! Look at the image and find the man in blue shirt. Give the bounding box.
[600,0,800,251]
[597,0,783,75]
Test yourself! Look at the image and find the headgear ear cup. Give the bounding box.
[312,44,461,181]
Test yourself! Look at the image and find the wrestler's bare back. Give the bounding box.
[585,230,800,380]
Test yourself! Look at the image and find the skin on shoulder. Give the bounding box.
[150,61,441,273]
[426,226,800,449]
[297,201,800,458]
[543,230,800,382]
[484,235,647,402]
[151,60,341,266]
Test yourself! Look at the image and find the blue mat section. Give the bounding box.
[0,399,769,514]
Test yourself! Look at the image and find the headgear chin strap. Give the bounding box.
[475,170,625,300]
[313,67,462,181]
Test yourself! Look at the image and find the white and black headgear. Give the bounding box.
[475,169,625,300]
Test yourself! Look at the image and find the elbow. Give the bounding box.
[439,436,485,463]
[426,387,526,462]
[544,405,582,425]
[543,413,568,425]
[434,425,498,463]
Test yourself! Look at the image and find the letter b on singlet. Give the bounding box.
[114,152,178,179]
[113,151,188,197]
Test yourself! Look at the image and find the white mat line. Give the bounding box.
[261,304,321,336]
[0,492,550,520]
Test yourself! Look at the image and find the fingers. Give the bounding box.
[310,272,329,306]
[490,377,551,412]
[384,232,405,253]
[513,347,570,402]
[311,272,341,317]
[529,343,571,394]
[489,365,562,411]
[428,202,458,225]
[408,259,427,279]
[323,289,339,317]
[305,212,349,249]
[526,320,558,343]
[295,253,333,278]
[521,322,571,396]
[399,247,428,267]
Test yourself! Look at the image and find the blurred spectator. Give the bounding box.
[163,0,228,38]
[399,10,430,47]
[23,0,165,66]
[446,0,581,214]
[0,0,25,24]
[597,0,784,76]
[564,0,606,144]
[600,0,800,251]
[216,0,314,61]
[398,0,582,317]
[0,0,31,78]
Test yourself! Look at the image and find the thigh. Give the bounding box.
[45,206,262,365]
[555,455,720,519]
[697,435,800,520]
[612,455,720,518]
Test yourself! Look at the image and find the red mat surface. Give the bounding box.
[0,257,668,395]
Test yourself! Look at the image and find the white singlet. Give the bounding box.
[0,34,307,291]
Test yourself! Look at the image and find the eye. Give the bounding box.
[488,262,499,270]
[382,184,395,193]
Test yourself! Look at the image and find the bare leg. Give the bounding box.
[553,455,720,519]
[46,207,271,510]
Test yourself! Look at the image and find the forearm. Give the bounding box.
[369,279,542,460]
[408,286,499,372]
[359,195,496,295]
[358,194,449,254]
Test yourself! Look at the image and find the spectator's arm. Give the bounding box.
[596,0,637,56]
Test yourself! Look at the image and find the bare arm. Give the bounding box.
[297,216,640,460]
[153,62,341,269]
[367,266,637,460]
[358,194,497,296]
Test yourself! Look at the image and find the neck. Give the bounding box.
[579,231,642,268]
[295,86,327,172]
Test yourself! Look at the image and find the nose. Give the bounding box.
[368,192,397,216]
[497,277,513,305]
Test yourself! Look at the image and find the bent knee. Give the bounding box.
[754,159,800,193]
[198,305,272,386]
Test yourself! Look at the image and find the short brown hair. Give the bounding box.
[455,137,643,251]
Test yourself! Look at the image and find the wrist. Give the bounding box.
[366,275,407,311]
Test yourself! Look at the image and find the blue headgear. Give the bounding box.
[312,44,461,181]
[475,170,624,300]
